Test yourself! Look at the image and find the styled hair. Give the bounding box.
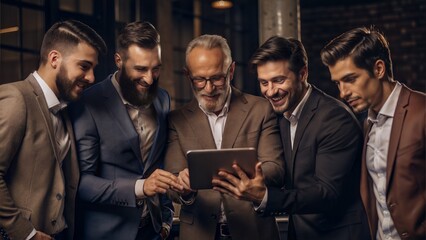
[39,20,107,64]
[321,27,393,79]
[185,34,232,70]
[117,21,160,59]
[250,36,308,74]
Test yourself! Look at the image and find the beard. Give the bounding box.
[56,65,77,102]
[118,67,158,107]
[193,82,229,113]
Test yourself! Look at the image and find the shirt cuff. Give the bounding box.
[25,228,37,240]
[135,179,147,199]
[253,188,268,212]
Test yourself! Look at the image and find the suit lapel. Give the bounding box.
[386,86,409,191]
[291,89,318,161]
[27,76,61,162]
[222,88,250,148]
[183,99,217,149]
[279,116,293,185]
[101,77,144,167]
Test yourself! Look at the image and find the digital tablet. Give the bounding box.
[186,147,258,190]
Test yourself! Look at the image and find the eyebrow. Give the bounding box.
[333,72,357,82]
[258,75,286,82]
[78,60,95,66]
[134,63,162,70]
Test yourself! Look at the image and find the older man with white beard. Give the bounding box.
[164,34,285,240]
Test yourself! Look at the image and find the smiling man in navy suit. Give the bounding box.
[69,21,182,240]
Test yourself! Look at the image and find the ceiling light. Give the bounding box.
[0,26,19,34]
[212,0,233,9]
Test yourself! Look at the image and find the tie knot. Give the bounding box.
[50,103,67,115]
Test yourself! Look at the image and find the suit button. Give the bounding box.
[51,219,57,226]
[56,193,63,200]
[389,203,397,209]
[401,232,408,238]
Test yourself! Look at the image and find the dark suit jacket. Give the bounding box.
[265,86,369,240]
[69,75,173,240]
[164,87,285,240]
[0,74,79,240]
[361,84,426,240]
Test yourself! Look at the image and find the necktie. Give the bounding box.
[50,105,70,164]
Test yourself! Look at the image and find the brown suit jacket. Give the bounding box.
[0,75,79,240]
[164,87,285,240]
[360,84,426,240]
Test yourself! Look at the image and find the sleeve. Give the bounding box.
[256,102,285,187]
[69,99,137,208]
[265,105,363,215]
[0,84,34,239]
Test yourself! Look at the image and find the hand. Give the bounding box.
[159,226,169,240]
[31,231,53,240]
[143,169,183,196]
[172,168,195,196]
[212,162,267,204]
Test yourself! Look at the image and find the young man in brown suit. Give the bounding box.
[0,20,106,240]
[321,27,425,240]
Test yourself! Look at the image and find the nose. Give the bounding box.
[144,71,154,85]
[339,82,350,100]
[203,80,215,93]
[264,82,276,97]
[85,68,96,84]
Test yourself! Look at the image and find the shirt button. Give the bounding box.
[56,193,63,200]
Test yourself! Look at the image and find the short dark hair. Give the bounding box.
[250,36,308,74]
[117,21,160,59]
[39,20,107,64]
[320,27,393,79]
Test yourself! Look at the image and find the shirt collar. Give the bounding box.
[284,84,312,123]
[368,82,402,122]
[198,87,232,117]
[33,71,67,113]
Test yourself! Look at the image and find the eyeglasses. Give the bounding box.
[188,63,232,88]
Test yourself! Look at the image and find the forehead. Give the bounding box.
[187,47,224,71]
[125,44,161,65]
[65,42,98,65]
[257,60,292,79]
[329,57,361,80]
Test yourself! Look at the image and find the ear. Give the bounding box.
[299,66,308,82]
[48,50,61,69]
[374,60,385,79]
[229,61,236,80]
[114,53,122,69]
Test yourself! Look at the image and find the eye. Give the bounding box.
[210,75,224,81]
[273,77,285,84]
[259,80,268,86]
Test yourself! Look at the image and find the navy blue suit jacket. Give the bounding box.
[69,75,173,240]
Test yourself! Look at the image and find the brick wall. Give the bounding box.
[301,0,426,98]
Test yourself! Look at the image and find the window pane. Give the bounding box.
[115,0,131,22]
[22,8,44,50]
[0,49,21,84]
[22,53,39,78]
[0,4,20,47]
[22,0,44,5]
[60,0,93,15]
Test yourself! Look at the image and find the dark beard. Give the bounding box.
[56,65,75,102]
[118,68,158,107]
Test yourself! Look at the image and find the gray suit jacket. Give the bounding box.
[164,87,285,240]
[69,75,173,240]
[0,74,79,240]
[266,86,370,240]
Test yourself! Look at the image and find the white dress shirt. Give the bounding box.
[198,87,232,224]
[366,82,402,240]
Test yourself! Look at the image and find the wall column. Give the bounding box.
[258,0,300,44]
